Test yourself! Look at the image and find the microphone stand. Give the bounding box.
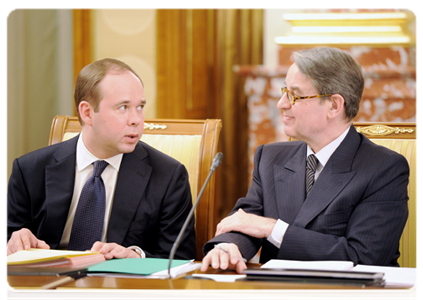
[167,152,223,278]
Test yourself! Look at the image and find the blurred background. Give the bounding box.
[7,8,416,226]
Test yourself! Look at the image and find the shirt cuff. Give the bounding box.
[127,245,146,258]
[267,219,289,248]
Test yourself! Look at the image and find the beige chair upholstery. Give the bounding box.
[49,116,222,260]
[354,122,416,268]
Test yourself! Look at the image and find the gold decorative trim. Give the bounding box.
[356,124,414,136]
[275,11,415,46]
[144,123,167,130]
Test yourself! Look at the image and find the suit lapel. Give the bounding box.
[293,126,360,228]
[274,144,307,224]
[107,143,152,245]
[44,137,78,248]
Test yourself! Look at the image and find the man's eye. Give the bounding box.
[119,105,127,111]
[137,105,144,111]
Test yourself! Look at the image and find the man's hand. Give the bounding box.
[90,242,141,260]
[7,228,50,255]
[215,208,277,238]
[201,243,246,274]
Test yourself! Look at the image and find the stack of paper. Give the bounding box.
[7,249,199,279]
[353,264,415,288]
[243,259,385,286]
[255,260,415,287]
[7,248,105,269]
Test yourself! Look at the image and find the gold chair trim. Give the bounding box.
[144,123,167,130]
[356,124,414,136]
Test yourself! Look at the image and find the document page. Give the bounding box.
[353,264,416,287]
[261,259,354,271]
[7,248,101,265]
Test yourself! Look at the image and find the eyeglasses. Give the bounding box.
[281,87,333,105]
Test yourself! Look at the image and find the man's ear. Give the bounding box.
[79,101,94,126]
[327,94,345,119]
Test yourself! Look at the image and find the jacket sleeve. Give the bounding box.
[203,145,265,260]
[7,158,32,240]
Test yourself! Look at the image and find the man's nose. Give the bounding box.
[128,109,142,126]
[277,92,291,110]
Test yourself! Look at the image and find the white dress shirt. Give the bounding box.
[267,127,350,248]
[59,133,123,248]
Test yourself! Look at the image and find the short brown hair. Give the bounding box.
[291,47,364,121]
[74,58,143,124]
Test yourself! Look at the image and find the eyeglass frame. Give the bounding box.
[281,87,334,105]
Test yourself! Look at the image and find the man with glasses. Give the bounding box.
[201,47,409,273]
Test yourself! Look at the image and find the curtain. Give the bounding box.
[215,9,263,219]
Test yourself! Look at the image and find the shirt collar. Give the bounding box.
[307,126,350,167]
[76,132,123,172]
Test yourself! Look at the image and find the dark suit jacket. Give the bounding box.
[204,126,409,266]
[8,135,196,260]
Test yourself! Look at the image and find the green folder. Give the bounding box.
[87,258,191,276]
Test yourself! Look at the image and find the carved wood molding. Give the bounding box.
[356,124,414,136]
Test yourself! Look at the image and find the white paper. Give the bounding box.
[261,259,354,271]
[259,259,416,287]
[7,248,96,264]
[152,261,201,278]
[353,264,416,287]
[191,273,247,282]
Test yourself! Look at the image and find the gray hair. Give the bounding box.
[291,47,364,121]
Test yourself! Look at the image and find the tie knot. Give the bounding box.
[306,154,318,172]
[93,160,108,177]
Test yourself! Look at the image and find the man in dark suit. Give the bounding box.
[201,47,409,273]
[7,58,196,260]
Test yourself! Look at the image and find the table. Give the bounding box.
[5,275,73,299]
[56,277,420,300]
[5,271,420,300]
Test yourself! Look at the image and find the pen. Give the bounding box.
[214,244,247,263]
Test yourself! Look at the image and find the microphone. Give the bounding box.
[167,152,223,278]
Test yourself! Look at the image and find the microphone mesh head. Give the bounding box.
[211,152,223,171]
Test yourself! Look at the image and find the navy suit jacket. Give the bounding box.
[204,126,409,266]
[8,135,196,260]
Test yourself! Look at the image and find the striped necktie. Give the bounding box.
[306,154,318,197]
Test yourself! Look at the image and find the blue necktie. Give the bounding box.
[306,154,318,197]
[68,160,109,251]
